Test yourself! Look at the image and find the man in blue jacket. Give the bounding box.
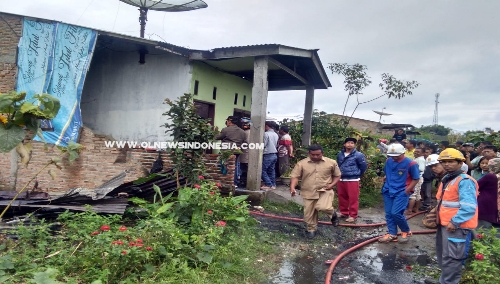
[379,143,420,244]
[336,138,368,222]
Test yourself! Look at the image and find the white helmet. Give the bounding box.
[386,143,405,156]
[425,154,440,166]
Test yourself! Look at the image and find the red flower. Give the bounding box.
[121,250,127,255]
[116,240,124,245]
[146,246,153,251]
[100,225,110,231]
[91,231,99,236]
[119,226,127,231]
[129,242,136,247]
[215,221,226,227]
[475,253,484,260]
[135,243,144,247]
[476,234,484,239]
[198,175,205,179]
[405,265,412,271]
[194,184,201,189]
[136,239,143,243]
[207,210,213,215]
[216,182,222,188]
[209,191,215,195]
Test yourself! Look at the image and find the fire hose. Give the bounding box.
[248,210,436,284]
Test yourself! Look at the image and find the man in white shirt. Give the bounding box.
[405,147,425,214]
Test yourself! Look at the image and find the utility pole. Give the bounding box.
[433,93,439,125]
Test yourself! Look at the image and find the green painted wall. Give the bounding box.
[190,61,252,132]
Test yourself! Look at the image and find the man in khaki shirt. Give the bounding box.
[290,144,341,239]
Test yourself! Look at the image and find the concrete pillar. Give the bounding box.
[302,85,314,146]
[247,56,268,191]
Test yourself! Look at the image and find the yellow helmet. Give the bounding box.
[438,148,465,161]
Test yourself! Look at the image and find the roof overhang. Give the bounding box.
[189,44,332,91]
[1,11,332,91]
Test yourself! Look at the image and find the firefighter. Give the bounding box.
[435,148,479,284]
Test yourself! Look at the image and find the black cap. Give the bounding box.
[226,116,238,123]
[344,138,357,144]
[456,140,464,145]
[463,142,474,147]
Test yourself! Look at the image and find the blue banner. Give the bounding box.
[16,20,56,99]
[16,19,97,147]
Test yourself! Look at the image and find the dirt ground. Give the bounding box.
[254,185,439,284]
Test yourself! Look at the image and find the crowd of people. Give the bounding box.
[217,121,499,284]
[376,130,500,284]
[214,116,294,190]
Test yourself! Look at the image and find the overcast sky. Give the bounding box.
[2,0,499,133]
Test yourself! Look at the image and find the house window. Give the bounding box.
[194,80,199,95]
[213,87,217,100]
[234,93,238,105]
[194,100,215,125]
[243,95,246,107]
[233,109,250,120]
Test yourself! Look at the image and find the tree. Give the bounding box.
[328,63,420,124]
[416,124,452,136]
[162,93,217,187]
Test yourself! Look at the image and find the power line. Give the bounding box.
[112,0,121,32]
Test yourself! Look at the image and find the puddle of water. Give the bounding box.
[267,254,327,284]
[268,243,433,284]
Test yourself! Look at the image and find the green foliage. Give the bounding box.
[465,131,500,148]
[379,73,420,99]
[328,63,372,96]
[56,141,85,166]
[1,180,263,283]
[462,228,500,283]
[416,124,452,136]
[162,94,217,185]
[0,91,60,153]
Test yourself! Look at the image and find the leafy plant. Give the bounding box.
[0,91,60,153]
[162,94,217,187]
[461,227,500,283]
[465,131,500,148]
[1,179,260,283]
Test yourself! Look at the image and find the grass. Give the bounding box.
[260,200,304,215]
[146,226,286,284]
[359,192,383,208]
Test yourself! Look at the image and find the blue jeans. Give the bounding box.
[383,190,410,235]
[262,154,277,187]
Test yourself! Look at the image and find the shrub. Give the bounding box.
[0,179,254,283]
[461,227,500,283]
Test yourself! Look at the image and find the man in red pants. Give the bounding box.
[336,138,368,222]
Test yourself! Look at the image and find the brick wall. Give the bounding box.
[0,14,22,93]
[0,13,237,194]
[12,127,236,194]
[0,14,22,191]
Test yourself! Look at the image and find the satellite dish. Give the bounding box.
[119,0,208,38]
[373,108,392,123]
[373,110,392,116]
